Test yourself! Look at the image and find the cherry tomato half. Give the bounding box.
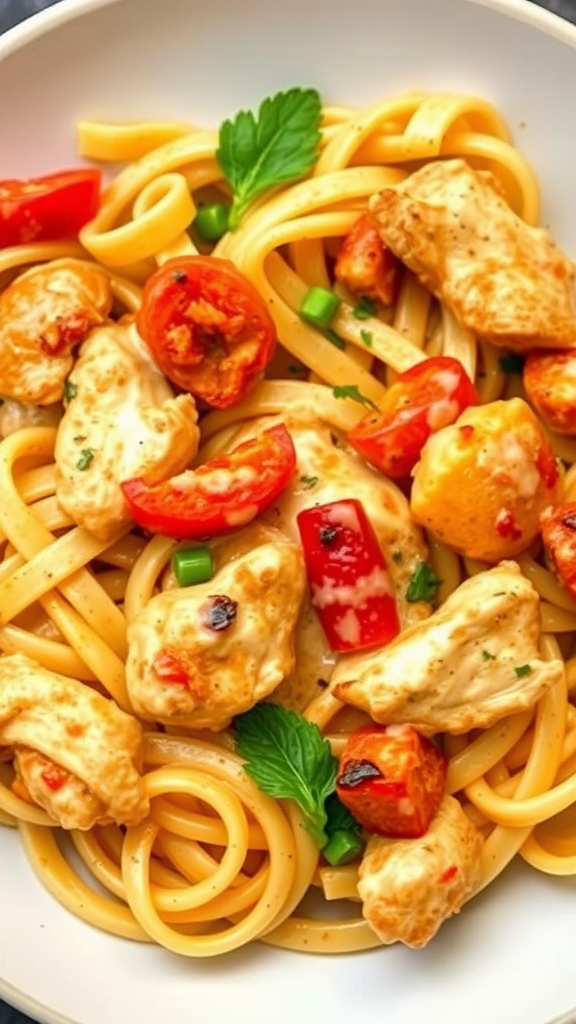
[136,255,277,409]
[121,423,296,540]
[0,169,102,248]
[347,355,480,478]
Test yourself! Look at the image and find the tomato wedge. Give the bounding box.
[0,169,102,248]
[121,424,296,540]
[136,255,277,409]
[336,723,446,838]
[347,355,480,478]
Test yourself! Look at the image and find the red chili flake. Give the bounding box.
[535,446,559,490]
[458,424,475,442]
[40,763,68,792]
[153,650,189,685]
[439,864,459,884]
[495,509,522,540]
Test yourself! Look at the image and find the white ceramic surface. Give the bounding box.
[1,1,576,1022]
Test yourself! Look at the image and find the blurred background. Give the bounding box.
[0,0,575,31]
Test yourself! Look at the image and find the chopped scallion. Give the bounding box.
[194,202,230,242]
[299,286,341,329]
[322,828,364,866]
[172,546,215,587]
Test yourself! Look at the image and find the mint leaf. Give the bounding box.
[234,702,338,847]
[217,87,322,229]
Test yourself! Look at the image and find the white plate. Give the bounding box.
[1,0,576,1022]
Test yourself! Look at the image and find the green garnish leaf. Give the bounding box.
[332,384,378,409]
[63,378,78,402]
[217,87,322,229]
[325,328,346,350]
[514,664,533,678]
[482,649,496,661]
[300,475,319,490]
[353,296,377,320]
[76,448,95,471]
[406,561,442,604]
[360,329,373,347]
[234,702,338,848]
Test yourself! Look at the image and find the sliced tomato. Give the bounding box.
[523,348,576,436]
[0,169,102,248]
[347,355,480,478]
[136,255,277,409]
[336,723,446,838]
[540,502,576,600]
[121,423,296,540]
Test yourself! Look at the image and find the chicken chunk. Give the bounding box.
[54,319,200,541]
[410,397,562,562]
[332,561,563,734]
[125,534,306,730]
[357,794,483,948]
[0,258,113,406]
[0,652,148,830]
[218,413,432,708]
[0,398,62,438]
[370,158,576,351]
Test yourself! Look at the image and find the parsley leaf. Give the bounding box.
[217,87,322,229]
[353,296,377,320]
[332,384,378,409]
[76,448,95,471]
[406,561,442,604]
[514,664,533,678]
[234,702,338,847]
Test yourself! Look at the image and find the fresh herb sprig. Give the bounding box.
[217,87,322,230]
[234,702,362,862]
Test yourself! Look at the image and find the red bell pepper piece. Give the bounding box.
[0,168,102,248]
[121,423,296,541]
[336,723,446,838]
[347,354,480,479]
[40,762,68,792]
[296,498,400,653]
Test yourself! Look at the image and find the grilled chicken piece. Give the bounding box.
[0,652,148,830]
[125,533,306,730]
[370,158,576,351]
[54,319,200,542]
[332,561,563,734]
[358,794,483,948]
[0,258,112,405]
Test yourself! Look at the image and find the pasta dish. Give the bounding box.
[1,86,576,957]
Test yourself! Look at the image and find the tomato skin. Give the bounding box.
[540,502,576,600]
[347,355,480,479]
[121,424,296,540]
[0,169,102,248]
[136,255,277,409]
[336,723,446,838]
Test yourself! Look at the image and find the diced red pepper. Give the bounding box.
[121,423,296,541]
[336,723,446,838]
[347,355,480,479]
[296,498,400,653]
[0,168,102,248]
